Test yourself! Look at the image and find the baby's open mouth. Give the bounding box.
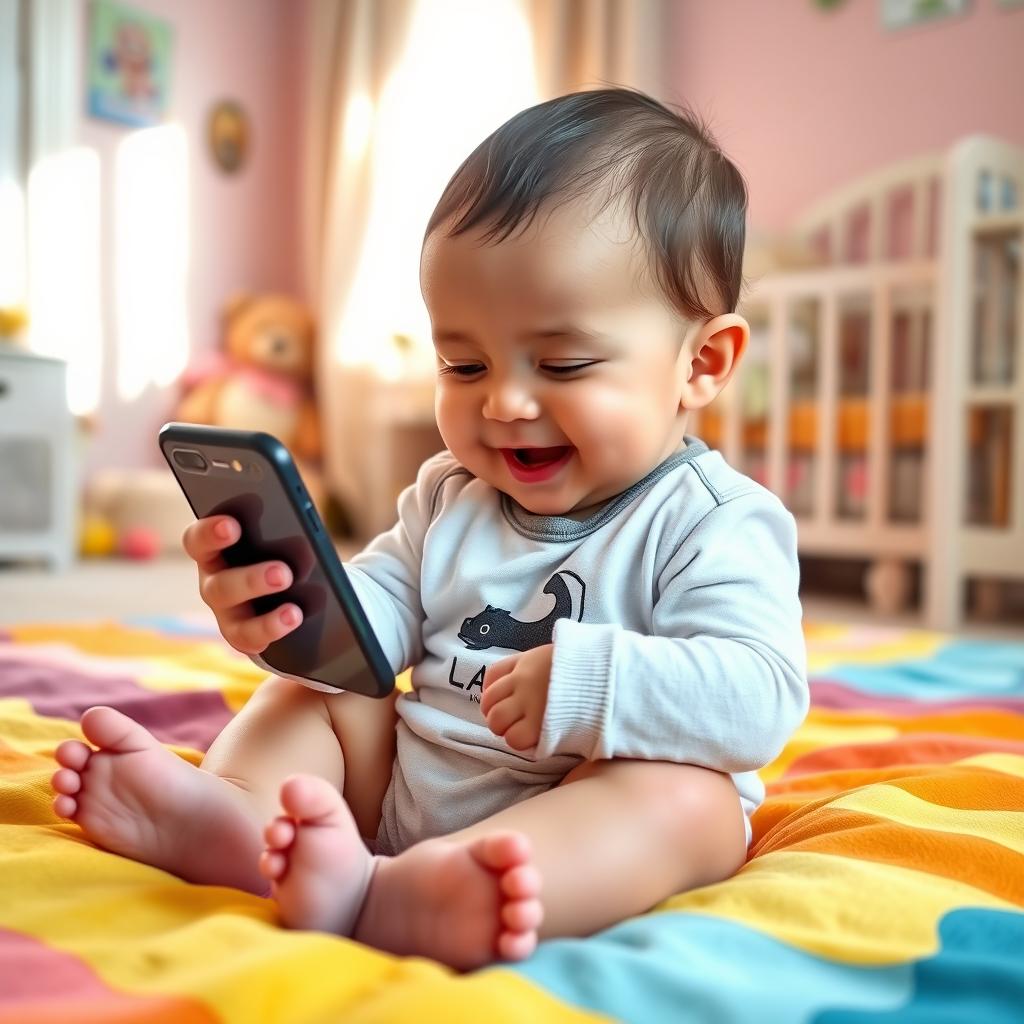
[511,447,571,467]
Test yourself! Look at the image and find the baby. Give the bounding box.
[50,87,808,971]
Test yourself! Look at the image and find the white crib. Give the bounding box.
[696,136,1024,629]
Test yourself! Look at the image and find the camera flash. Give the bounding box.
[231,459,243,472]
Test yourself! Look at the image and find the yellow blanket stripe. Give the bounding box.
[956,752,1024,779]
[803,624,945,675]
[0,825,604,1024]
[830,783,1024,855]
[658,849,1016,965]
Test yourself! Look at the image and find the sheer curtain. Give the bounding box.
[302,0,416,518]
[307,0,668,522]
[530,0,667,99]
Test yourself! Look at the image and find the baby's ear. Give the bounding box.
[679,313,748,411]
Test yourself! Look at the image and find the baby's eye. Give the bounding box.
[541,361,598,375]
[438,363,484,378]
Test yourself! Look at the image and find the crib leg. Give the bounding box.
[864,558,913,615]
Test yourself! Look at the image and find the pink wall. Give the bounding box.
[668,0,1024,232]
[78,0,305,474]
[78,0,1022,473]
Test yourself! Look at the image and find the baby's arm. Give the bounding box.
[534,493,808,772]
[342,452,455,676]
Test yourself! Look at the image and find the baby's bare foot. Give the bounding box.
[260,774,543,969]
[51,706,267,893]
[259,774,377,935]
[357,831,543,970]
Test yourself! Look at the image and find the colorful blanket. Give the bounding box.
[1,617,1022,1022]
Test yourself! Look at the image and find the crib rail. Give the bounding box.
[698,135,1024,628]
[706,260,936,542]
[929,137,1024,625]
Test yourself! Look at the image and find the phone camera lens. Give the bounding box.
[173,449,208,471]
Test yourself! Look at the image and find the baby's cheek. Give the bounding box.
[575,387,640,434]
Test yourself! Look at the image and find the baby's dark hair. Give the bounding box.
[424,87,748,322]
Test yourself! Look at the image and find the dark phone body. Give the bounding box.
[159,423,394,698]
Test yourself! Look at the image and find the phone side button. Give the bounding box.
[304,502,320,532]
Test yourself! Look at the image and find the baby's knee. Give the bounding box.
[647,763,746,869]
[591,759,737,828]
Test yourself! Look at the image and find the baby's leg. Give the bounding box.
[264,758,745,970]
[202,677,397,838]
[353,759,746,961]
[51,676,397,895]
[448,758,749,939]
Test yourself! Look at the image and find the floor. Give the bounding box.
[1,552,1023,641]
[0,543,360,627]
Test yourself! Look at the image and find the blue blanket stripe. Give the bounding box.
[825,639,1024,701]
[504,913,913,1024]
[815,909,1024,1024]
[506,908,1024,1024]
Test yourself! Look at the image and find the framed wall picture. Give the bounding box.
[87,0,173,128]
[881,0,970,31]
[208,100,250,174]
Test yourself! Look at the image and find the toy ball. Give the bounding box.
[79,515,117,558]
[118,525,162,561]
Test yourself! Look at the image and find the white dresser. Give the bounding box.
[0,349,77,570]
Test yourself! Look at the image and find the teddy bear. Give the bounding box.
[175,293,326,509]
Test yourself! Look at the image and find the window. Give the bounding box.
[115,125,189,402]
[333,0,538,379]
[4,0,104,416]
[0,0,26,311]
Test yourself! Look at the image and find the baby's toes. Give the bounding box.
[501,896,543,933]
[471,831,532,874]
[55,739,92,771]
[264,816,296,851]
[278,773,350,827]
[52,793,78,819]
[497,928,538,962]
[500,862,542,900]
[51,767,82,796]
[258,848,289,882]
[259,816,297,881]
[51,765,84,820]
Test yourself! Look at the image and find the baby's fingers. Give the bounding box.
[480,671,515,716]
[182,516,239,571]
[483,655,519,691]
[222,604,303,656]
[484,694,524,738]
[503,718,540,751]
[200,561,293,612]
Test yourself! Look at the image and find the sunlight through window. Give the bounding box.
[343,92,375,162]
[27,148,102,416]
[115,124,189,402]
[334,0,538,379]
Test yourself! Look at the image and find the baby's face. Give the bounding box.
[420,196,695,517]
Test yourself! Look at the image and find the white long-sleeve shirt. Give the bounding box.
[345,440,808,855]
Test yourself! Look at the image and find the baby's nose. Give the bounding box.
[482,380,540,421]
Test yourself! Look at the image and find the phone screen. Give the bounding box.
[164,434,389,695]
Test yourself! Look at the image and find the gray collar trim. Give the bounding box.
[500,437,710,542]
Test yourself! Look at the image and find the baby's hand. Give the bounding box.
[480,644,553,751]
[182,515,302,656]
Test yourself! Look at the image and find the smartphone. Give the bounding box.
[159,423,394,698]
